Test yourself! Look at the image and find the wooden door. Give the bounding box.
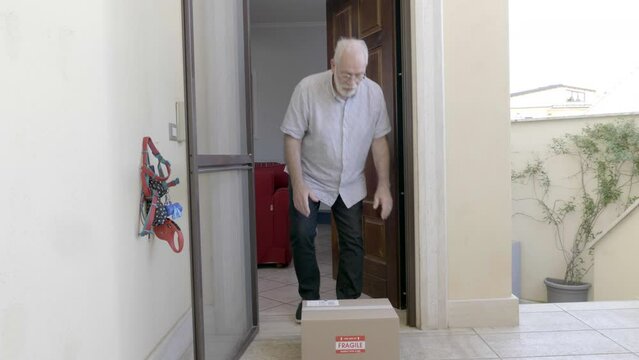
[327,0,402,308]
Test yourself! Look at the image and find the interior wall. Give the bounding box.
[250,23,327,163]
[0,0,191,358]
[108,0,192,358]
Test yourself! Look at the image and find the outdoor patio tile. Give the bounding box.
[260,284,301,304]
[570,309,639,329]
[400,334,497,359]
[557,301,639,311]
[507,354,639,360]
[400,327,476,336]
[475,311,590,334]
[480,330,627,358]
[519,303,564,313]
[601,328,639,352]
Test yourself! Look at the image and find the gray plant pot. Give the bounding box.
[544,277,591,303]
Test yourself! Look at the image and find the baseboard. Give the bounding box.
[448,295,519,328]
[147,309,193,360]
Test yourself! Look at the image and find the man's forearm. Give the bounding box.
[284,135,305,189]
[371,136,391,189]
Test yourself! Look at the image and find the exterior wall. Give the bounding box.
[251,23,327,163]
[593,205,639,300]
[511,87,594,108]
[510,87,594,119]
[511,113,639,302]
[0,0,191,359]
[443,0,517,326]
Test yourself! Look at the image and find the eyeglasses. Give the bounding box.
[338,71,366,82]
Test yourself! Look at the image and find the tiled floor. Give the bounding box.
[242,227,639,359]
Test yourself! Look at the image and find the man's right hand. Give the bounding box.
[293,183,319,217]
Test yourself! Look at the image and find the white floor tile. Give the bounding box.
[400,334,498,359]
[318,262,333,276]
[257,278,289,293]
[258,268,299,284]
[475,311,590,334]
[240,339,301,360]
[557,301,639,311]
[259,296,282,311]
[570,309,639,329]
[507,354,639,360]
[601,328,639,352]
[260,303,298,316]
[319,276,336,292]
[260,284,301,304]
[481,330,627,358]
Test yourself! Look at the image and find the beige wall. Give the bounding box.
[511,114,639,302]
[0,0,191,358]
[593,205,639,300]
[443,0,518,327]
[443,0,513,301]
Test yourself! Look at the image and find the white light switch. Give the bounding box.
[169,123,178,141]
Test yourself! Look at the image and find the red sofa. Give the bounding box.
[254,162,291,266]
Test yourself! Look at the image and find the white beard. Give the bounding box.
[336,82,357,98]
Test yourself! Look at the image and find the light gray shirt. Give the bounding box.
[280,70,391,208]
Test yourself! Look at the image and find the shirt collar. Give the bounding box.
[327,70,342,101]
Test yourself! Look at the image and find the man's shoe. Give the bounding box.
[295,302,302,324]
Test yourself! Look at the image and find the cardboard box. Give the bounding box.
[301,298,399,360]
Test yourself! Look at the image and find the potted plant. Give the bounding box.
[512,121,639,302]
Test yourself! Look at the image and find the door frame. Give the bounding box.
[181,0,259,358]
[411,0,449,329]
[398,0,416,327]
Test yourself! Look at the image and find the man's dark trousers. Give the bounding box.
[289,189,364,301]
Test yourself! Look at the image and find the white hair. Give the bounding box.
[333,38,368,66]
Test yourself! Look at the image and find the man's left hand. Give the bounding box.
[373,186,393,220]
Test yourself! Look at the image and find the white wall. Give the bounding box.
[511,113,639,302]
[0,0,191,358]
[250,23,327,163]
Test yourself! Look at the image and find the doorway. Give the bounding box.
[182,0,415,357]
[249,0,415,325]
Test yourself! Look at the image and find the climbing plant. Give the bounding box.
[512,120,639,284]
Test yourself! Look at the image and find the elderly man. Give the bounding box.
[281,38,392,323]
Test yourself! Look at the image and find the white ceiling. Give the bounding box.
[250,0,326,24]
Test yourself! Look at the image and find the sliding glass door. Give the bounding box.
[182,0,257,358]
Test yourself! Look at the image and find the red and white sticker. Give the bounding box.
[335,335,366,354]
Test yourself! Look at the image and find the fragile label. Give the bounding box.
[335,335,366,354]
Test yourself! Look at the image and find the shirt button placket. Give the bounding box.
[340,101,348,192]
